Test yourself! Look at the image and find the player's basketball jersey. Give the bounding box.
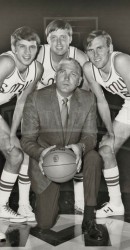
[92,51,130,100]
[37,44,77,89]
[0,51,37,105]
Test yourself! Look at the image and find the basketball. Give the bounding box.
[42,148,77,183]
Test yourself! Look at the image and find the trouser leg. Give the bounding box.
[35,182,60,229]
[83,150,102,206]
[82,150,103,239]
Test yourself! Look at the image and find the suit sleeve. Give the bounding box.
[79,93,97,154]
[21,92,44,162]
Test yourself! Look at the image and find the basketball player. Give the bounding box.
[83,30,127,217]
[36,19,88,213]
[37,19,88,90]
[0,26,43,222]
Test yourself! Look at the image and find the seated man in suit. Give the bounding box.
[21,58,103,241]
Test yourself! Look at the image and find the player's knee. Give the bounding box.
[9,147,23,167]
[99,145,112,158]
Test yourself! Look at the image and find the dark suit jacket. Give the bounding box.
[21,84,97,194]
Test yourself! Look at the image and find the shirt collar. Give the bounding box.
[56,90,72,102]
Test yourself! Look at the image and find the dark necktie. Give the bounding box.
[61,98,68,131]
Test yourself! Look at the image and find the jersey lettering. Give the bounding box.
[48,78,55,85]
[0,51,36,105]
[0,80,32,95]
[93,52,130,100]
[106,78,126,93]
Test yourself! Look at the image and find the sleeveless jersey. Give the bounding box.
[0,51,37,105]
[37,44,77,89]
[92,51,130,100]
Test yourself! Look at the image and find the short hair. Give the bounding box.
[45,19,73,37]
[11,26,41,47]
[83,30,112,50]
[57,58,82,76]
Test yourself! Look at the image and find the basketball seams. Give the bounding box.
[42,149,77,183]
[49,150,75,158]
[44,150,76,167]
[43,163,76,167]
[47,168,77,181]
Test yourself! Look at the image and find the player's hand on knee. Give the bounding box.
[39,145,56,174]
[66,144,82,173]
[10,135,21,150]
[0,135,13,152]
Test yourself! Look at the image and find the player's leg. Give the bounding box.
[96,119,130,218]
[74,178,84,214]
[96,102,130,218]
[113,120,130,154]
[0,147,26,222]
[17,152,35,221]
[0,120,26,222]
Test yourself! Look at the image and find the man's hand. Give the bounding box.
[65,144,82,173]
[10,135,21,150]
[99,133,115,153]
[0,134,12,152]
[39,145,56,174]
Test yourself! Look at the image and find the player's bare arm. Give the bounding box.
[10,61,43,148]
[0,56,15,136]
[36,45,45,64]
[76,48,90,91]
[114,53,130,94]
[0,55,15,89]
[75,48,88,67]
[83,61,114,140]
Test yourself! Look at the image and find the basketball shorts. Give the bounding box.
[115,100,130,125]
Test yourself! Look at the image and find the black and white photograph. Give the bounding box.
[0,0,130,249]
